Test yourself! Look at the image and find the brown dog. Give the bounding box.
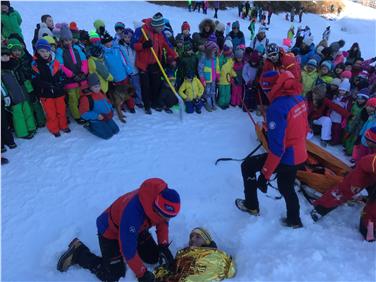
[108,82,135,123]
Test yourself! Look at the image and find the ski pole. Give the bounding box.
[215,142,262,165]
[141,28,184,121]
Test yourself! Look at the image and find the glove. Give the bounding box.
[3,96,11,107]
[142,40,153,49]
[257,173,268,193]
[138,271,155,282]
[158,245,174,271]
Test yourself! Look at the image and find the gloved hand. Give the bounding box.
[257,173,268,193]
[138,271,155,282]
[3,96,11,107]
[142,40,153,49]
[158,245,174,271]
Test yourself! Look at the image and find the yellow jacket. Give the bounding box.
[154,247,236,282]
[88,56,113,93]
[218,59,236,86]
[178,77,204,101]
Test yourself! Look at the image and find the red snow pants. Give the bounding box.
[40,96,68,134]
[314,154,376,209]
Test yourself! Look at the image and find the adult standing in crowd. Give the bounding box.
[132,13,177,114]
[31,14,54,49]
[1,1,23,39]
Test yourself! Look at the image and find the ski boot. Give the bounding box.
[235,199,259,216]
[57,238,84,272]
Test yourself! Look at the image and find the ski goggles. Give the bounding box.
[7,43,23,50]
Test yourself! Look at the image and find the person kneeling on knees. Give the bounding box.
[79,73,119,139]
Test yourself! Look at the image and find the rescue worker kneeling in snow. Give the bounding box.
[311,128,376,242]
[235,70,309,228]
[57,178,181,282]
[154,227,236,282]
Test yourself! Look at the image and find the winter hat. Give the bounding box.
[339,79,350,92]
[114,22,125,31]
[338,39,345,48]
[232,21,240,29]
[7,38,23,51]
[312,84,327,100]
[320,60,332,71]
[303,35,314,46]
[1,1,10,7]
[1,45,10,56]
[181,21,190,32]
[101,32,113,44]
[366,97,376,108]
[364,127,376,145]
[341,70,352,79]
[191,227,213,246]
[88,73,100,88]
[358,70,369,80]
[260,70,279,92]
[42,35,56,46]
[69,22,79,32]
[94,19,105,30]
[307,59,318,68]
[205,41,218,52]
[357,88,369,100]
[215,21,225,33]
[235,48,244,59]
[330,78,341,87]
[151,12,165,27]
[123,28,134,37]
[89,31,101,44]
[258,26,267,33]
[282,38,292,48]
[79,30,90,42]
[60,25,73,41]
[35,39,51,52]
[224,39,233,50]
[250,51,261,64]
[154,188,181,218]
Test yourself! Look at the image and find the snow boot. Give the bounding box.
[281,217,303,229]
[204,102,212,112]
[62,128,71,133]
[235,199,260,216]
[57,238,84,272]
[129,108,136,114]
[164,108,173,114]
[145,109,152,115]
[310,209,323,222]
[53,132,61,138]
[1,157,9,165]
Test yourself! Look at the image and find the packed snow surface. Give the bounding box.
[2,1,376,281]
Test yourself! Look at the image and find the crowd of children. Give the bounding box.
[1,1,376,167]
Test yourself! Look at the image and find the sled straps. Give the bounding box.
[141,27,184,121]
[215,142,262,165]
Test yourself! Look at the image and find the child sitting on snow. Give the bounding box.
[178,70,204,114]
[79,73,119,140]
[160,57,179,114]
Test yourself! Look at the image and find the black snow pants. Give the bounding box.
[75,231,159,281]
[139,64,163,111]
[241,153,301,223]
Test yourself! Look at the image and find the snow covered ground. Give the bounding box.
[2,1,376,281]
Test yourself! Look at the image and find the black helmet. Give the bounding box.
[266,43,279,56]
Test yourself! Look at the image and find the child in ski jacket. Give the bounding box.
[56,25,88,123]
[176,41,198,88]
[242,51,262,111]
[31,39,70,137]
[217,55,236,109]
[178,70,204,114]
[316,60,333,86]
[231,48,245,107]
[8,38,46,127]
[88,45,113,95]
[79,73,119,140]
[2,45,36,139]
[198,41,220,112]
[343,90,369,156]
[301,59,318,96]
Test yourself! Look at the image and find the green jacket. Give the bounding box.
[1,7,23,39]
[301,68,318,96]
